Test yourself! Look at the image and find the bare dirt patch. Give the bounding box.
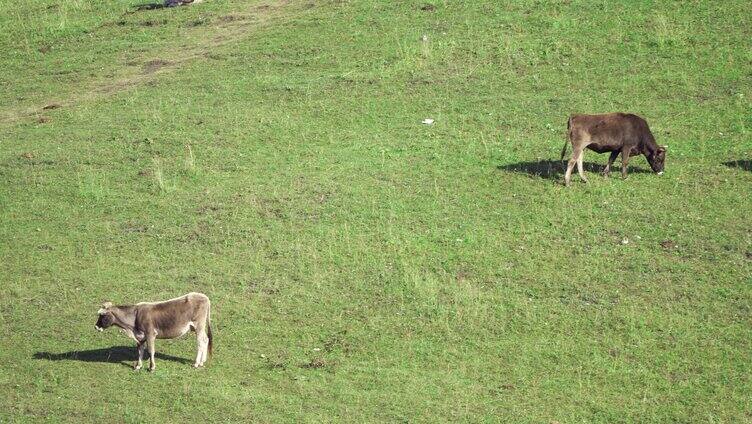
[196,204,221,215]
[1,0,293,125]
[186,18,207,27]
[204,52,225,60]
[142,59,171,74]
[301,358,329,369]
[660,240,678,249]
[122,223,148,233]
[139,19,167,27]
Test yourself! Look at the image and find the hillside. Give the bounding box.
[1,0,750,421]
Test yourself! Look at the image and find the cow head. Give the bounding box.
[95,302,114,331]
[647,145,667,174]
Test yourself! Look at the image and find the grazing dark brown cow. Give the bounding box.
[561,113,667,186]
[95,292,212,372]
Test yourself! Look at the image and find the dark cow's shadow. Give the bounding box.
[723,160,752,172]
[133,0,198,10]
[33,346,192,368]
[133,3,166,11]
[497,159,652,180]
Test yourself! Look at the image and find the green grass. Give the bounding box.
[1,0,751,421]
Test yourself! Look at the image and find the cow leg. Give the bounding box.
[603,151,619,177]
[134,342,145,370]
[576,148,588,183]
[621,148,631,179]
[193,323,208,368]
[196,332,209,367]
[146,334,157,372]
[194,337,203,368]
[564,147,581,186]
[564,157,574,186]
[200,331,209,366]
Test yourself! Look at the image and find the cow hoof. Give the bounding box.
[148,367,155,373]
[134,365,142,371]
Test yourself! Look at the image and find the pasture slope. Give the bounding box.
[1,0,750,422]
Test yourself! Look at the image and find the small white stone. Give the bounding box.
[422,118,434,125]
[621,238,629,245]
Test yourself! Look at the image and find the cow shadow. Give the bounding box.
[497,159,652,180]
[723,160,752,172]
[132,3,166,11]
[33,346,192,368]
[133,0,196,9]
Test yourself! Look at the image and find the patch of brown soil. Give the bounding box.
[142,59,171,74]
[660,240,678,249]
[0,0,292,125]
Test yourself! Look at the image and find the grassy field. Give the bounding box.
[1,0,750,421]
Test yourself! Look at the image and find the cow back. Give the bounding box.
[134,293,210,338]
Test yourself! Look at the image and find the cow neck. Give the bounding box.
[641,135,659,156]
[111,305,137,334]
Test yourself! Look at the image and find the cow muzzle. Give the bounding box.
[657,171,664,175]
[95,325,103,332]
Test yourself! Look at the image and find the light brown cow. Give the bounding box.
[95,292,212,372]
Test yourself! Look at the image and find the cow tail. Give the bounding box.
[207,307,213,358]
[561,116,572,161]
[560,138,569,161]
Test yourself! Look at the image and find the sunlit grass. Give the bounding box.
[0,0,750,422]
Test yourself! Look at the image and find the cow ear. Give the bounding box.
[98,301,113,314]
